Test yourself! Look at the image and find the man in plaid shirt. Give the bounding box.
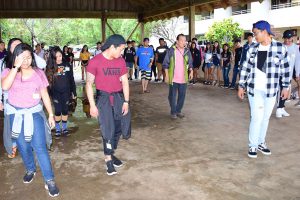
[238,20,290,158]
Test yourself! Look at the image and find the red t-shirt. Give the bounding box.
[86,54,127,93]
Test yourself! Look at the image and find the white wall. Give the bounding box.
[157,0,300,44]
[175,0,300,37]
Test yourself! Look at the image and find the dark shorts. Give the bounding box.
[53,91,70,116]
[82,60,89,67]
[205,63,212,68]
[126,62,134,69]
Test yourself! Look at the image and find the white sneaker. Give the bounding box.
[281,108,290,117]
[276,108,283,118]
[248,147,258,158]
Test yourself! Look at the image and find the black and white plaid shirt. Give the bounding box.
[239,40,290,97]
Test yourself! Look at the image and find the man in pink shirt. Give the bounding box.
[163,34,193,119]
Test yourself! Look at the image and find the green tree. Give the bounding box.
[0,18,154,47]
[150,18,179,44]
[205,18,243,47]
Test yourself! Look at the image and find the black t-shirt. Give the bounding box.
[234,47,243,65]
[123,47,136,62]
[68,53,74,62]
[190,48,201,68]
[156,46,168,63]
[63,52,71,63]
[52,62,76,95]
[221,51,231,67]
[257,51,267,72]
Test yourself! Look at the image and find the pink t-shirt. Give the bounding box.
[86,54,127,93]
[173,49,186,84]
[1,69,49,108]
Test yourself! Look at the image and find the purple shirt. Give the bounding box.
[0,50,7,60]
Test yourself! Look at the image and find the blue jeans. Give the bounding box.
[9,112,54,181]
[168,83,187,115]
[230,64,240,88]
[248,90,276,148]
[222,65,231,87]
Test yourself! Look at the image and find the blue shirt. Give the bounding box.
[136,47,154,71]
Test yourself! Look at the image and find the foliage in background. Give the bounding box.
[205,18,243,47]
[0,18,153,48]
[149,18,179,44]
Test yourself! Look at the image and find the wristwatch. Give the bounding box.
[124,100,129,104]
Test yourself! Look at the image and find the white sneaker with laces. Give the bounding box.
[281,108,290,117]
[248,147,257,158]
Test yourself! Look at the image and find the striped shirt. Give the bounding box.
[239,39,290,97]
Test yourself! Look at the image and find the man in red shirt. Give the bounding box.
[86,34,130,176]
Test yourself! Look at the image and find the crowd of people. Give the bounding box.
[0,19,300,197]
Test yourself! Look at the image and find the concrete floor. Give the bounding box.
[1,81,300,200]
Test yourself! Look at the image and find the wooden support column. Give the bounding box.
[140,22,145,43]
[127,22,140,41]
[106,21,115,35]
[101,14,107,42]
[189,5,195,40]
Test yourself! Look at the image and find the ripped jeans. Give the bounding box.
[248,89,276,148]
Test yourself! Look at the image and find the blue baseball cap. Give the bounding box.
[253,20,274,36]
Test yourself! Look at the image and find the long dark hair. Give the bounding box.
[47,46,63,70]
[63,45,68,53]
[212,41,220,54]
[190,42,197,50]
[11,43,37,70]
[81,45,88,53]
[2,38,23,69]
[205,42,212,53]
[46,46,63,86]
[222,43,230,55]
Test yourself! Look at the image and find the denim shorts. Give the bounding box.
[205,63,212,68]
[126,62,134,69]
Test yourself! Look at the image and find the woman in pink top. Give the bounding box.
[1,43,59,197]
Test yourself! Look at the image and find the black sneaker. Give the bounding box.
[23,171,36,183]
[55,131,61,138]
[106,160,117,176]
[248,147,257,158]
[45,180,60,197]
[62,129,70,137]
[258,143,271,155]
[112,155,123,168]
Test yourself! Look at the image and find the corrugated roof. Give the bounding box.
[0,0,257,22]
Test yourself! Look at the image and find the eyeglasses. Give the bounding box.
[253,31,261,36]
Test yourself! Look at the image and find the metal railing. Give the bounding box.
[271,2,300,10]
[232,9,251,15]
